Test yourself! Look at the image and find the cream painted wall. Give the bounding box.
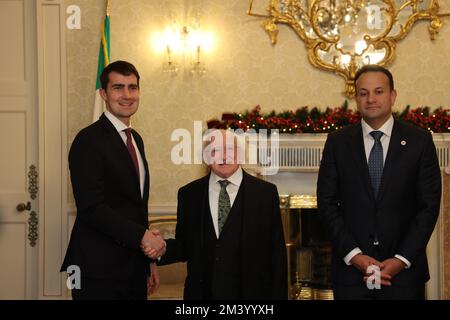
[66,0,450,208]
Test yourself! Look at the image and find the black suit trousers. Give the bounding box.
[71,271,147,300]
[333,283,425,300]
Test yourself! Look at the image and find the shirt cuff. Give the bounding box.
[394,254,411,269]
[344,248,362,265]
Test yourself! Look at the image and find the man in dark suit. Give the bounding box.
[61,60,166,300]
[144,129,287,299]
[317,65,441,300]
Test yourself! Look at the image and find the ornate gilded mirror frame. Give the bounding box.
[248,0,450,97]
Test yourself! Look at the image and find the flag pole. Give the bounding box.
[92,0,111,122]
[101,0,110,66]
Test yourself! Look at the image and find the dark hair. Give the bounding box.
[354,65,394,91]
[100,60,140,91]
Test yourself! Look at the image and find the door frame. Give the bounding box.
[36,0,68,299]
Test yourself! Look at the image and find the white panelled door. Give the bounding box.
[0,0,38,299]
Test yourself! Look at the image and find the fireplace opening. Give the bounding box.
[280,195,333,300]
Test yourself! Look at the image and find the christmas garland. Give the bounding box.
[207,101,450,133]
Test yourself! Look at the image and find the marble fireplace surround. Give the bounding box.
[243,133,450,300]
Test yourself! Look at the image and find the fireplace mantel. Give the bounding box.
[244,133,450,174]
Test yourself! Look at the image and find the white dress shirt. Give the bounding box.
[208,167,243,238]
[104,111,146,198]
[344,116,411,268]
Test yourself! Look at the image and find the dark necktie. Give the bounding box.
[218,180,231,234]
[124,128,140,179]
[368,131,384,197]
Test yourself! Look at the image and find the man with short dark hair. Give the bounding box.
[61,60,166,300]
[317,65,441,299]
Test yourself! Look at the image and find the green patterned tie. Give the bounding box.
[218,180,231,234]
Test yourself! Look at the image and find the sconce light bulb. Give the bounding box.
[158,22,213,75]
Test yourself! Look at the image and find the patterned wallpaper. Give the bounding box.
[66,0,450,208]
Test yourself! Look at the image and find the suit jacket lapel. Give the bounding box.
[240,171,254,244]
[348,124,375,200]
[199,174,211,251]
[132,129,150,202]
[99,115,141,197]
[219,172,246,238]
[377,120,402,203]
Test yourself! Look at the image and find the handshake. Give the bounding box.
[140,229,166,259]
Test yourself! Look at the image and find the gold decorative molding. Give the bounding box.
[248,0,449,97]
[280,194,317,208]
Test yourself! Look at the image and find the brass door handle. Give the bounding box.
[17,202,31,212]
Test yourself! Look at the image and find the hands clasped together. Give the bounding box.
[351,254,406,286]
[140,229,166,259]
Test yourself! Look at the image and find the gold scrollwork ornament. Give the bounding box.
[248,0,449,97]
[28,211,38,247]
[26,164,39,246]
[28,165,38,200]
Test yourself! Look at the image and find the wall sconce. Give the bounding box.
[154,21,214,76]
[161,24,181,74]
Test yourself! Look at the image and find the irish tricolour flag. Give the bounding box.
[92,1,110,122]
